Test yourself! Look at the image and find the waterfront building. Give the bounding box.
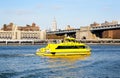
[52,17,57,31]
[101,20,118,26]
[0,23,46,40]
[0,30,13,40]
[90,22,100,27]
[90,21,118,27]
[1,22,40,31]
[102,30,120,39]
[40,30,46,40]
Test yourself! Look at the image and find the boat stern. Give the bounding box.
[36,48,46,56]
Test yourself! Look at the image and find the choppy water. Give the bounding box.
[0,45,120,78]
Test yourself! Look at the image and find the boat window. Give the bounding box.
[78,46,86,49]
[56,46,86,49]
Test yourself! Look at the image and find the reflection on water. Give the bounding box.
[41,55,91,71]
[43,54,91,62]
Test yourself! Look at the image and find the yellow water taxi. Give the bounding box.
[36,37,91,56]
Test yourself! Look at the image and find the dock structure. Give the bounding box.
[0,39,47,45]
[77,39,120,44]
[0,39,120,45]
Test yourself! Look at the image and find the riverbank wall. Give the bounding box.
[0,39,120,45]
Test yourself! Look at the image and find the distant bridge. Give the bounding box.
[90,24,120,31]
[47,24,120,34]
[47,29,80,34]
[46,24,120,39]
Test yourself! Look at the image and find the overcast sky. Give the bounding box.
[0,0,120,30]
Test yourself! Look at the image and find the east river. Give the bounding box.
[0,45,120,78]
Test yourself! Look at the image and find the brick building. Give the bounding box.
[0,23,46,40]
[1,22,40,31]
[102,29,120,39]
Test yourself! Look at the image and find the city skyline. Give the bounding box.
[0,0,120,30]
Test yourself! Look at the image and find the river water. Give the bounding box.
[0,45,120,78]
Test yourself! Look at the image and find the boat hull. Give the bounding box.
[36,48,91,56]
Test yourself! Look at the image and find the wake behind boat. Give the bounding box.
[36,37,91,56]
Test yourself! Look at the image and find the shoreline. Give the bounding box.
[0,39,120,46]
[86,43,120,45]
[0,43,120,46]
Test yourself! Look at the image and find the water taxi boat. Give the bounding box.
[36,37,91,56]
